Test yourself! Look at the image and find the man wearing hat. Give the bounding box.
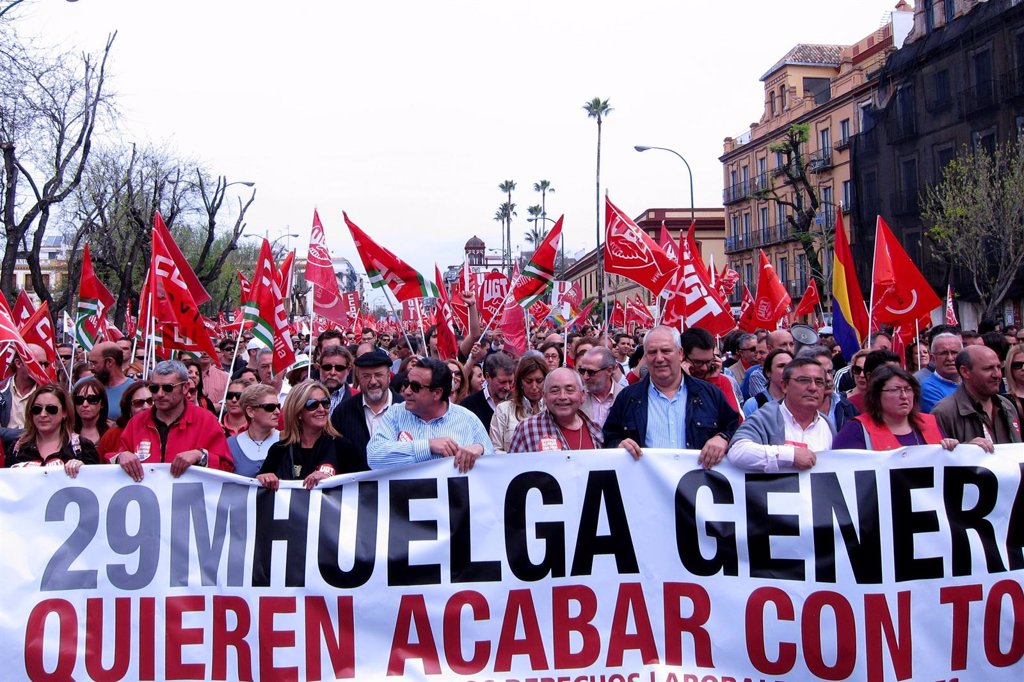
[331,349,403,471]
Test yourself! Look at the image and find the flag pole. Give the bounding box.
[307,311,315,380]
[380,287,414,354]
[915,318,922,372]
[867,216,879,339]
[414,299,428,357]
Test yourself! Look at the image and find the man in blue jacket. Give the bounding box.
[603,326,740,468]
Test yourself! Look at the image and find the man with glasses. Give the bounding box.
[332,349,404,471]
[741,330,791,400]
[85,342,132,422]
[921,332,964,413]
[368,357,493,472]
[727,357,834,472]
[115,360,232,481]
[796,345,858,431]
[578,347,621,429]
[724,333,762,384]
[682,328,743,416]
[318,345,354,414]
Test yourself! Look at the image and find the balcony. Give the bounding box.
[833,136,851,152]
[886,114,917,142]
[723,180,751,205]
[891,190,920,216]
[751,172,771,195]
[1002,68,1024,100]
[807,149,833,173]
[962,79,999,116]
[788,278,810,296]
[925,91,955,114]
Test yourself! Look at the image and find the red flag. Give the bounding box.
[738,285,758,332]
[151,224,219,360]
[449,262,475,333]
[662,223,736,337]
[0,295,51,385]
[497,293,527,356]
[626,293,655,328]
[153,212,210,304]
[871,216,941,327]
[12,291,35,327]
[610,299,625,327]
[245,239,296,373]
[340,291,361,330]
[237,271,252,303]
[19,302,56,381]
[945,285,958,326]
[529,300,552,324]
[277,250,295,301]
[479,271,510,328]
[717,266,740,299]
[604,196,679,295]
[432,266,459,360]
[306,210,351,327]
[792,279,821,318]
[124,299,136,340]
[344,212,439,302]
[749,250,791,329]
[567,301,595,331]
[511,215,562,307]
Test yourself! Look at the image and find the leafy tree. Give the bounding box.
[753,123,829,296]
[923,138,1024,320]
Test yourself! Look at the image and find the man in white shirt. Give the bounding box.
[727,357,834,473]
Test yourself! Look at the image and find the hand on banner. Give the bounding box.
[940,437,960,451]
[257,473,280,490]
[793,446,817,470]
[170,449,203,478]
[430,437,460,457]
[619,438,643,461]
[453,444,484,473]
[64,458,83,479]
[303,466,334,490]
[968,437,995,453]
[697,434,729,469]
[117,451,145,482]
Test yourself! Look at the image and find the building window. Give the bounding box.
[760,207,770,242]
[839,118,851,144]
[778,257,789,285]
[743,213,751,241]
[821,186,834,228]
[757,156,767,176]
[797,255,808,286]
[842,180,852,211]
[973,126,997,156]
[781,85,787,111]
[944,0,955,24]
[819,127,831,153]
[731,215,739,238]
[745,263,753,289]
[858,100,872,132]
[775,150,784,168]
[924,0,935,33]
[770,91,777,117]
[775,203,786,229]
[936,144,956,181]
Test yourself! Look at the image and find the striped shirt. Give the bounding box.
[645,378,688,449]
[367,401,495,469]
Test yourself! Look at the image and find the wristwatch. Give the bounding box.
[197,448,209,467]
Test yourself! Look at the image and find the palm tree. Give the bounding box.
[525,205,544,245]
[498,180,516,276]
[494,201,516,272]
[583,98,612,311]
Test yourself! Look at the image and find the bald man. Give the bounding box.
[932,345,1021,449]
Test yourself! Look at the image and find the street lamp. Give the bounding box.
[634,145,695,222]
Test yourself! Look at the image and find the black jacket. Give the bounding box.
[603,374,740,450]
[258,434,349,480]
[330,390,404,473]
[461,389,495,431]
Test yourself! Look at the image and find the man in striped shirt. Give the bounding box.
[367,357,494,472]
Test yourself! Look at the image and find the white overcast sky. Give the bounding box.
[16,0,904,283]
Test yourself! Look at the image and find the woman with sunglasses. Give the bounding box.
[447,359,470,404]
[229,384,281,477]
[73,378,109,446]
[96,381,152,460]
[11,385,99,477]
[257,380,349,490]
[844,349,870,413]
[833,365,958,450]
[490,355,547,453]
[1004,344,1024,426]
[220,380,249,437]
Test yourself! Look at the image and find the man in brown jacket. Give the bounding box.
[932,345,1021,451]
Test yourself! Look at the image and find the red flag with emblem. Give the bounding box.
[306,210,351,327]
[12,291,35,327]
[604,196,679,295]
[662,223,736,336]
[151,224,218,359]
[344,212,439,302]
[0,295,51,385]
[432,265,459,360]
[717,265,740,300]
[626,293,655,328]
[748,250,791,329]
[479,270,510,328]
[153,212,210,305]
[792,279,821,318]
[738,285,758,332]
[610,299,625,327]
[18,302,56,380]
[945,285,958,326]
[237,271,252,304]
[871,216,941,327]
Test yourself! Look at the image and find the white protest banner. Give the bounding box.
[1,446,1022,681]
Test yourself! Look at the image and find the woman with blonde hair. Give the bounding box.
[11,384,99,478]
[229,383,281,477]
[490,355,548,453]
[447,359,470,404]
[1004,343,1024,426]
[257,380,352,490]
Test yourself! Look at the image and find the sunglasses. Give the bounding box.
[1012,362,1024,371]
[74,395,102,406]
[303,398,331,411]
[401,380,435,393]
[131,397,154,408]
[851,366,866,376]
[148,381,185,394]
[320,363,349,373]
[578,367,610,377]
[225,391,242,401]
[255,402,281,413]
[31,404,60,416]
[58,355,72,362]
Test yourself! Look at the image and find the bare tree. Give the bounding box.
[0,31,116,305]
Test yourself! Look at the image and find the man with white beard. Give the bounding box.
[330,349,404,472]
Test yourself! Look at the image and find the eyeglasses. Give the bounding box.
[881,386,914,396]
[320,363,349,373]
[688,358,715,368]
[148,381,185,394]
[789,376,827,387]
[739,346,757,353]
[39,360,50,368]
[131,397,154,408]
[303,398,331,411]
[255,402,281,413]
[400,380,435,393]
[225,391,242,401]
[73,395,102,406]
[578,367,610,377]
[31,404,60,416]
[851,366,866,376]
[933,350,960,357]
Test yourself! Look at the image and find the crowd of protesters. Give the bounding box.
[2,296,1021,484]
